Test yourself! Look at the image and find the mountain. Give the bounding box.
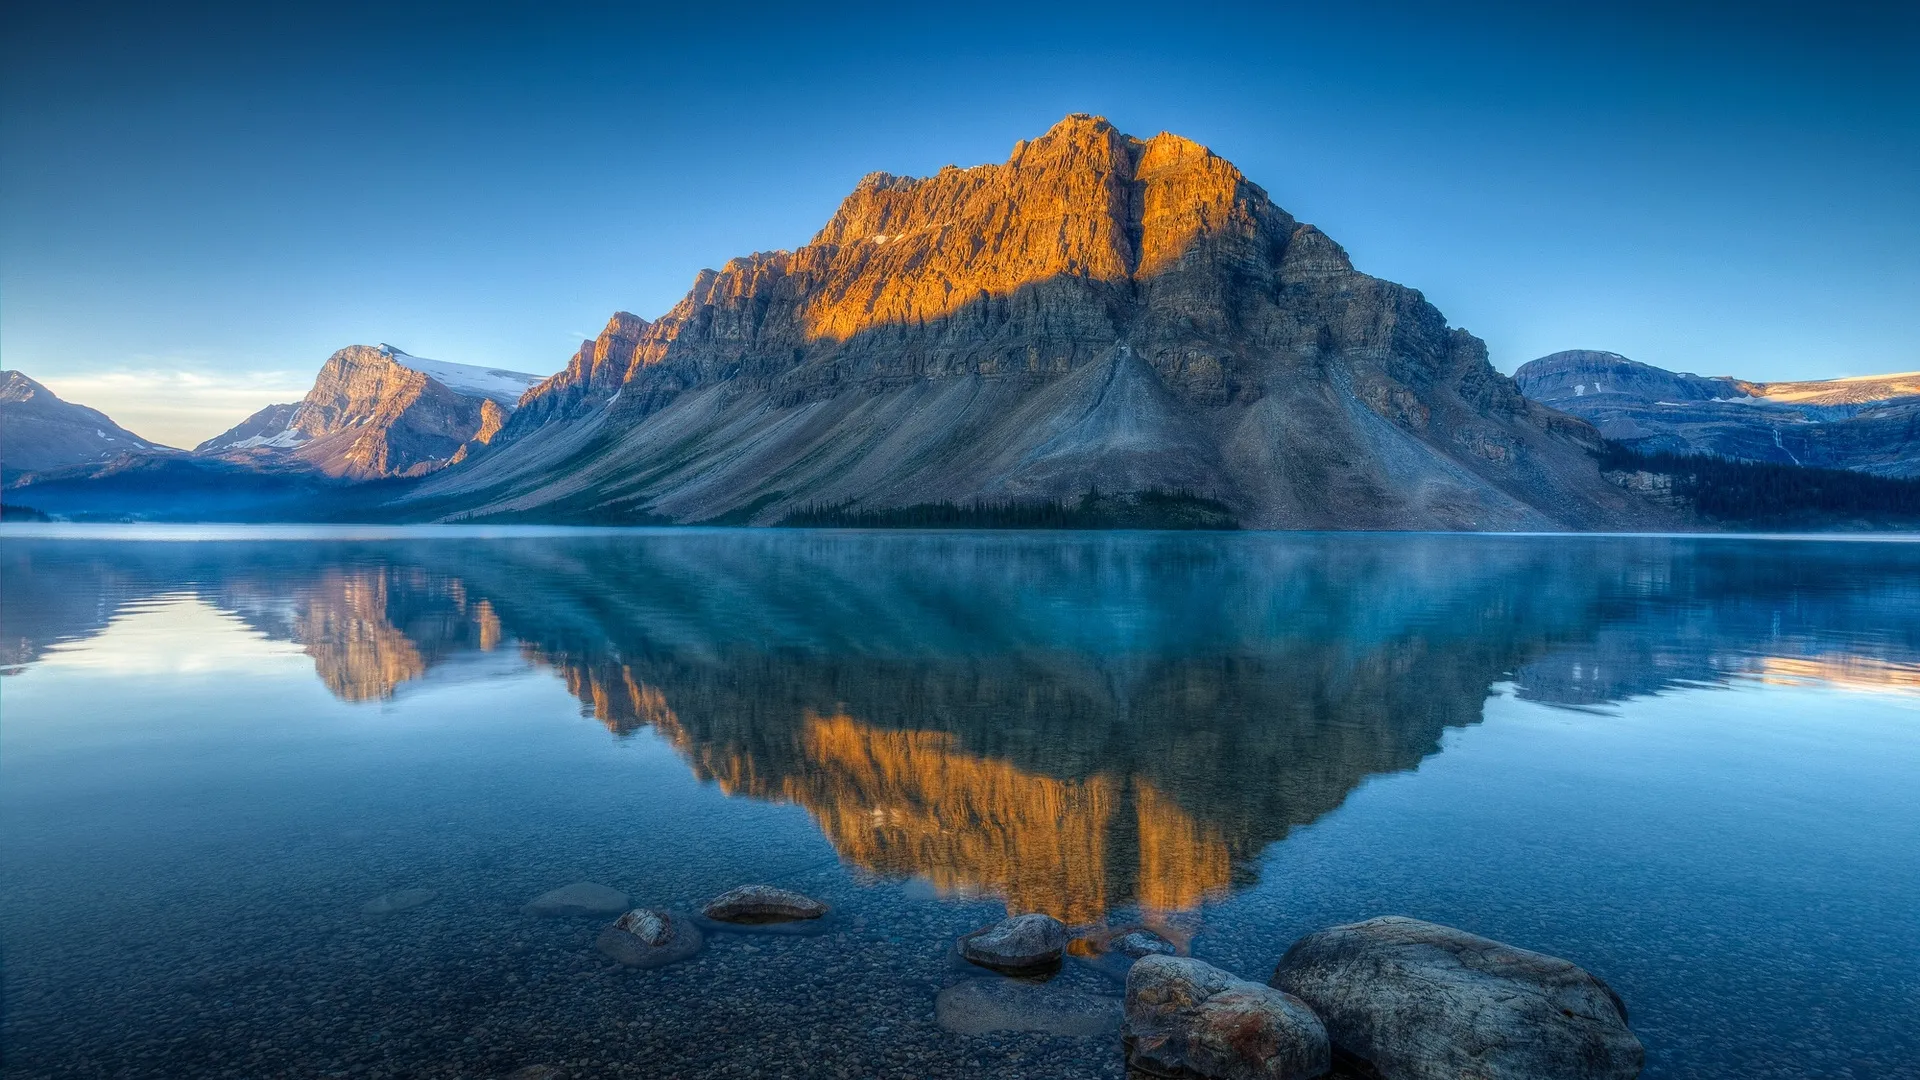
[1515,350,1920,477]
[201,344,542,479]
[196,402,301,452]
[402,114,1670,531]
[0,370,167,477]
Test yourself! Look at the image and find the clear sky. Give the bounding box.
[4,0,1915,448]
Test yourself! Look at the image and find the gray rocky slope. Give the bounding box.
[1516,350,1920,478]
[399,115,1674,530]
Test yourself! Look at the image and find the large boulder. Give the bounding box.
[1269,916,1643,1080]
[957,913,1068,973]
[701,884,828,923]
[1125,955,1330,1080]
[594,908,704,969]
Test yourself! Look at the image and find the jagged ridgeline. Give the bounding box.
[402,114,1673,531]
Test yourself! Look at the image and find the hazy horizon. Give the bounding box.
[5,1,1916,449]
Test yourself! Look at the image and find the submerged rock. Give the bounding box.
[595,908,704,969]
[935,977,1121,1036]
[958,913,1068,973]
[1269,916,1643,1080]
[522,881,629,917]
[1125,955,1330,1080]
[1112,929,1178,958]
[360,887,438,915]
[701,884,828,923]
[1075,925,1182,980]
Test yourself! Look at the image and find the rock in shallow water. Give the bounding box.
[958,913,1068,972]
[935,977,1121,1036]
[522,881,629,917]
[1126,955,1330,1080]
[360,888,438,915]
[611,907,671,945]
[1269,916,1644,1080]
[595,908,704,969]
[701,884,828,923]
[1112,929,1177,958]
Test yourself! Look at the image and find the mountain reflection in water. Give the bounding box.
[6,530,1917,922]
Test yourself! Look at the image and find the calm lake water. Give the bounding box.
[2,527,1917,1080]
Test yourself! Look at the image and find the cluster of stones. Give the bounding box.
[367,880,1641,1079]
[512,880,830,970]
[943,912,1643,1080]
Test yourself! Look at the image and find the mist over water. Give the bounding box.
[3,528,1916,1079]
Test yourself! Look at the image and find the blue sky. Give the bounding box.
[4,0,1915,447]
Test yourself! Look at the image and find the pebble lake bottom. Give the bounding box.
[2,527,1917,1080]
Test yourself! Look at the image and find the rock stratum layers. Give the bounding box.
[405,114,1669,530]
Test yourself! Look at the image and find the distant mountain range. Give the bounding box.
[1514,350,1920,478]
[4,116,1916,528]
[4,347,543,519]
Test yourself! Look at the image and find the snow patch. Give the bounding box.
[220,426,308,450]
[376,344,544,407]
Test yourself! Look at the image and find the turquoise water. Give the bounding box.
[2,527,1917,1079]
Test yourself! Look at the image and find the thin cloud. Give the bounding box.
[37,368,313,450]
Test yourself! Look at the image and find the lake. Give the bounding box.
[2,526,1916,1080]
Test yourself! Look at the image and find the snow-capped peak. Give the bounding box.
[376,344,544,408]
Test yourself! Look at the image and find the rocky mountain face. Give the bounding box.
[0,370,166,478]
[204,345,536,479]
[408,114,1670,530]
[1516,350,1920,477]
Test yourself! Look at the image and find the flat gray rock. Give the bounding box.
[522,881,629,918]
[1126,955,1330,1080]
[360,888,438,915]
[595,909,703,969]
[701,884,828,923]
[935,977,1122,1036]
[1270,916,1643,1080]
[957,913,1067,972]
